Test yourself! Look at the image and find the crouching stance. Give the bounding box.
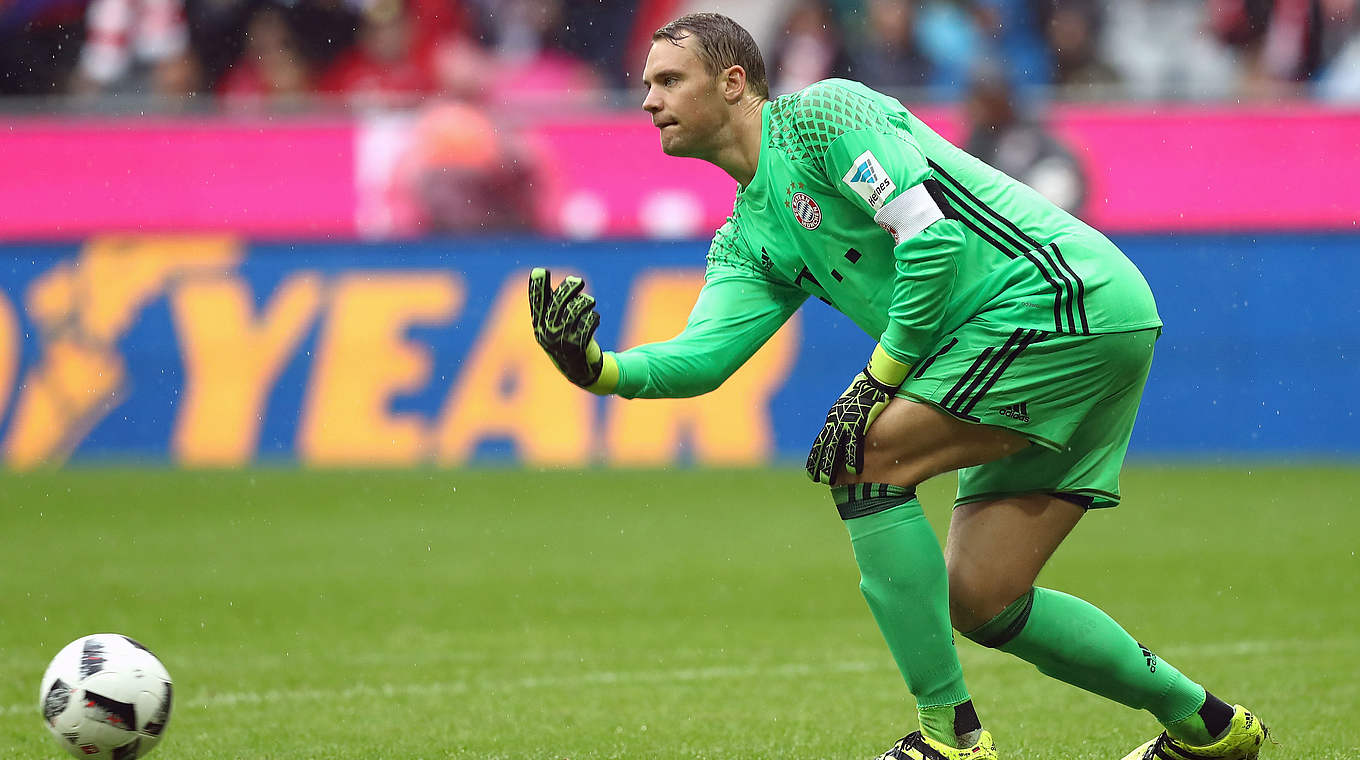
[530,12,1269,760]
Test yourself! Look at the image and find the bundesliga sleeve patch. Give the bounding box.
[841,150,897,210]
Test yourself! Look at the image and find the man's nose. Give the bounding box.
[642,88,661,112]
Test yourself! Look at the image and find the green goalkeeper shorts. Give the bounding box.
[898,320,1159,509]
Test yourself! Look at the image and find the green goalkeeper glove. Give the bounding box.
[806,345,912,485]
[528,267,618,394]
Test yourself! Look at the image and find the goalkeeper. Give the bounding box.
[530,12,1268,760]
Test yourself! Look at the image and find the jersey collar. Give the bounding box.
[735,100,772,207]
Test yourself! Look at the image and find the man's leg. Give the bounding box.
[834,397,1028,751]
[946,495,1236,747]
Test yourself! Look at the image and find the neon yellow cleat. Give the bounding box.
[876,729,996,760]
[1121,705,1269,760]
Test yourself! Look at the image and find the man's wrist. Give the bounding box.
[866,343,912,388]
[585,347,618,395]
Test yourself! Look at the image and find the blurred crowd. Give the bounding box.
[2,0,1360,107]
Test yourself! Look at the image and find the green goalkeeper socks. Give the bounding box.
[964,587,1217,745]
[836,486,976,748]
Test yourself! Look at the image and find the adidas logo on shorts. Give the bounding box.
[997,402,1030,423]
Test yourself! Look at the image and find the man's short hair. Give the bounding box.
[654,12,769,100]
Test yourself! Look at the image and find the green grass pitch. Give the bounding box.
[1,466,1356,759]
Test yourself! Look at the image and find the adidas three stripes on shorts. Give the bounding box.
[898,319,1160,509]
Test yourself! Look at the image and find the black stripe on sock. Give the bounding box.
[981,588,1036,649]
[953,700,981,737]
[947,330,1025,415]
[960,330,1041,416]
[941,347,995,409]
[836,486,917,521]
[1198,692,1234,740]
[1049,244,1089,334]
[912,338,959,380]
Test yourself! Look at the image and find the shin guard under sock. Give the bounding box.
[964,587,1211,741]
[836,485,974,747]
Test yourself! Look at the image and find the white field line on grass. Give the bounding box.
[2,636,1352,717]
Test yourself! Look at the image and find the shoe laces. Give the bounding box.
[1142,734,1170,760]
[876,731,948,760]
[1146,733,1206,760]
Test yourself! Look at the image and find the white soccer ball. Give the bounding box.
[39,634,173,760]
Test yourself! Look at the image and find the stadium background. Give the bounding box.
[2,1,1358,759]
[1,0,1358,465]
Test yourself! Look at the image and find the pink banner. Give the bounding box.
[1049,105,1360,232]
[2,105,1355,239]
[528,105,1360,236]
[0,119,356,239]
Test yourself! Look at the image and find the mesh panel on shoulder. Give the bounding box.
[768,80,909,175]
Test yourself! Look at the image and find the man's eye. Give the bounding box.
[665,77,678,86]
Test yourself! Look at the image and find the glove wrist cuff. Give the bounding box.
[866,344,911,388]
[586,350,618,395]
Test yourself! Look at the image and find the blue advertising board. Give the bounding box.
[0,232,1353,468]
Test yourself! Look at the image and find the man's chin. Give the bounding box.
[659,136,694,158]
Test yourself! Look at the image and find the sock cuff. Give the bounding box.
[831,483,916,520]
[962,587,1036,649]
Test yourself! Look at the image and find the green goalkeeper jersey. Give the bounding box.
[610,79,1161,399]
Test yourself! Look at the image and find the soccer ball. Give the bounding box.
[39,634,173,760]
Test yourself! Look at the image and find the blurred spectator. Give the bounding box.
[318,0,436,105]
[1315,0,1360,99]
[767,0,852,94]
[913,0,983,97]
[1209,0,1305,98]
[5,0,1360,107]
[0,0,86,95]
[70,0,201,97]
[844,0,934,94]
[429,33,495,102]
[1210,0,1356,98]
[965,66,1087,215]
[217,4,312,107]
[378,101,540,233]
[466,0,604,107]
[1102,0,1241,100]
[1037,0,1119,91]
[556,0,638,89]
[972,0,1054,94]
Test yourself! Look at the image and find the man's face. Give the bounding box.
[641,38,727,158]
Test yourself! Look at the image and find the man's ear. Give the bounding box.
[722,65,747,104]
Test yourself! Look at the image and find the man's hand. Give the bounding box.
[528,267,605,389]
[806,346,911,485]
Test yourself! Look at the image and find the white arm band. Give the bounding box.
[873,182,946,245]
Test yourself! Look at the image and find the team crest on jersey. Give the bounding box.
[784,181,821,230]
[842,149,896,210]
[790,192,821,230]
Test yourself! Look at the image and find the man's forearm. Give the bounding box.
[608,340,746,399]
[879,219,966,367]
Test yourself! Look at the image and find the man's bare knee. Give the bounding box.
[946,560,1031,632]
